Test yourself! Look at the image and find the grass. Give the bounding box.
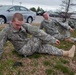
[45,68,55,75]
[54,63,74,75]
[43,60,51,66]
[0,24,76,75]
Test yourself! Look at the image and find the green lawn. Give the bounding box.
[0,24,76,75]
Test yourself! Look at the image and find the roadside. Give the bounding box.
[32,16,44,23]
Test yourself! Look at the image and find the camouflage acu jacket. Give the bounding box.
[40,19,71,35]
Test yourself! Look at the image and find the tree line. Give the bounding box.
[30,7,45,12]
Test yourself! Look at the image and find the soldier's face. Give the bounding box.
[12,19,24,30]
[44,14,49,20]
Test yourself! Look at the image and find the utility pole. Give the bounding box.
[19,2,22,6]
[12,0,14,5]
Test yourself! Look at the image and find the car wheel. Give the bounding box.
[27,17,33,23]
[0,16,6,24]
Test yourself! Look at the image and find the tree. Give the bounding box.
[30,7,36,12]
[36,7,41,12]
[36,7,44,12]
[60,0,76,22]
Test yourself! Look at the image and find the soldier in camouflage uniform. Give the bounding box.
[40,12,76,43]
[68,18,76,29]
[0,13,75,58]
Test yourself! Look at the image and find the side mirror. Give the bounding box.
[7,9,10,12]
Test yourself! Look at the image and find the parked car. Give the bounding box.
[0,5,36,24]
[47,10,59,17]
[58,12,72,18]
[36,11,45,16]
[70,14,76,20]
[49,12,59,17]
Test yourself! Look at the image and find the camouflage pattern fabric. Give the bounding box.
[68,18,76,29]
[0,23,63,57]
[40,19,71,40]
[19,37,63,57]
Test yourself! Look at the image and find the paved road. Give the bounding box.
[32,16,62,24]
[32,16,44,23]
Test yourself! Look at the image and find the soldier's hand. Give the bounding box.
[70,27,74,32]
[56,39,60,45]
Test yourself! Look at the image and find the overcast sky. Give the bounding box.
[0,0,76,11]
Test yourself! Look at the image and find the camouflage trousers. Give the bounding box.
[18,37,63,57]
[53,26,70,40]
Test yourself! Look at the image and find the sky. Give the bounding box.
[0,0,76,12]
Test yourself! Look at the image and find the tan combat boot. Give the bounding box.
[65,38,74,43]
